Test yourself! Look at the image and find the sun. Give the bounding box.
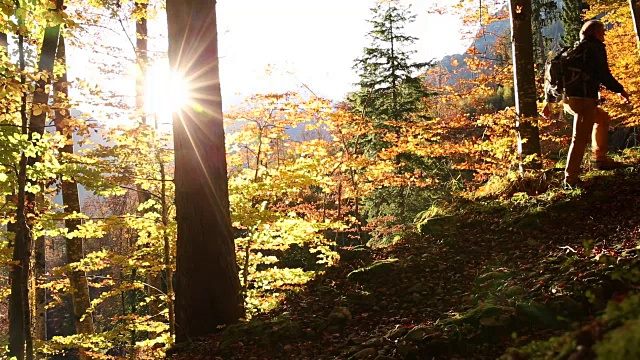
[145,61,190,123]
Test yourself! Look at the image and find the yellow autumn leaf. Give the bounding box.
[32,105,43,116]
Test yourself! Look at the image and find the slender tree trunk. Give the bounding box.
[336,181,343,246]
[0,31,13,241]
[30,17,62,354]
[347,168,363,242]
[129,269,137,360]
[630,0,640,51]
[254,132,263,181]
[0,21,21,356]
[133,0,163,323]
[135,1,148,126]
[156,146,175,339]
[166,0,243,343]
[241,234,252,308]
[337,181,342,220]
[29,0,63,138]
[149,115,175,339]
[32,234,46,345]
[53,34,95,360]
[10,205,31,360]
[9,28,34,360]
[0,32,7,51]
[390,16,398,122]
[322,192,327,222]
[509,0,542,171]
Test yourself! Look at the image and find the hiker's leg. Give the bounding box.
[564,98,597,183]
[592,107,611,161]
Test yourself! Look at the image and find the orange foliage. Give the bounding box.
[586,2,640,127]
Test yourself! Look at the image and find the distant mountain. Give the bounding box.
[428,3,564,87]
[435,17,511,85]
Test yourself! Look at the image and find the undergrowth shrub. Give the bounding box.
[474,169,559,199]
[595,319,640,359]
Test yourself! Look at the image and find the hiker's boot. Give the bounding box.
[592,158,626,171]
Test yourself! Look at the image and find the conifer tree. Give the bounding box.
[349,0,431,154]
[561,0,585,46]
[531,0,559,66]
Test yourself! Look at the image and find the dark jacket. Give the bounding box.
[565,36,624,99]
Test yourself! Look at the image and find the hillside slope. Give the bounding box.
[168,162,640,360]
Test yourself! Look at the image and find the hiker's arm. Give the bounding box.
[619,89,630,102]
[594,46,624,94]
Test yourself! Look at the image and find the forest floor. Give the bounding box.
[168,163,640,360]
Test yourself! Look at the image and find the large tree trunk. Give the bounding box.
[54,34,95,360]
[630,0,640,50]
[509,0,542,171]
[166,0,243,343]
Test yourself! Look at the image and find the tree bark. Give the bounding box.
[10,219,32,360]
[29,18,61,139]
[9,27,34,360]
[32,234,46,344]
[135,1,148,125]
[166,0,243,343]
[1,30,12,242]
[0,32,7,52]
[509,0,542,171]
[133,0,164,330]
[54,34,95,360]
[27,2,63,348]
[157,148,175,339]
[630,0,640,51]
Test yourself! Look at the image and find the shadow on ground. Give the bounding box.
[168,167,640,360]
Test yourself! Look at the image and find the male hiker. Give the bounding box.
[542,19,631,188]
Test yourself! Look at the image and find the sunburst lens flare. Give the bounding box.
[167,71,191,112]
[145,63,191,117]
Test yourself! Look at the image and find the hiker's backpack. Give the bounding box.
[544,42,590,103]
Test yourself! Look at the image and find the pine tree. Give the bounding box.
[531,0,559,65]
[561,0,585,47]
[349,0,431,154]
